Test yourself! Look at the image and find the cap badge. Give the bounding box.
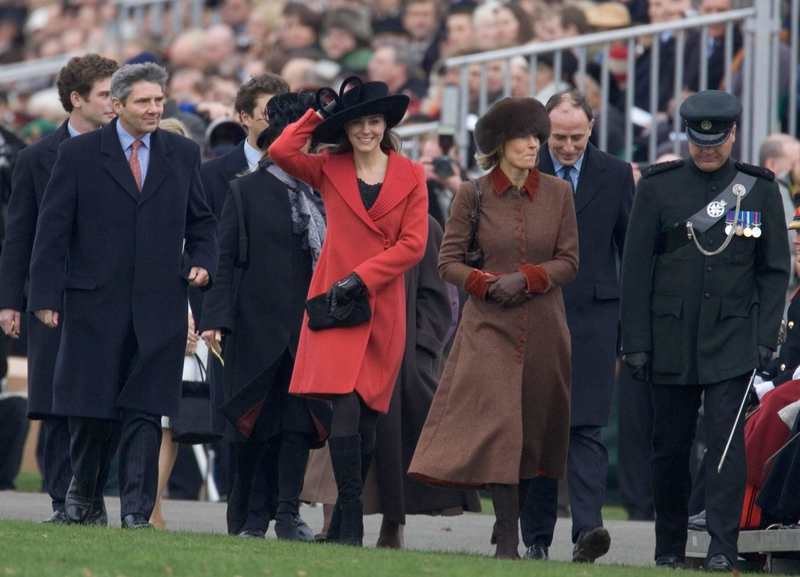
[701,120,712,130]
[707,199,727,218]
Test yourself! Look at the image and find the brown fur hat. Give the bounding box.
[474,97,551,154]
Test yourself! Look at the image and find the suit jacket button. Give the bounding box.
[789,321,795,329]
[704,293,711,298]
[516,358,523,364]
[383,240,391,248]
[781,364,787,371]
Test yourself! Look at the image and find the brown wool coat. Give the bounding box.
[408,169,578,486]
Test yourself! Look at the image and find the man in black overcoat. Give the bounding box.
[520,90,633,563]
[0,54,119,524]
[633,0,677,113]
[621,90,790,571]
[682,0,742,93]
[28,62,218,529]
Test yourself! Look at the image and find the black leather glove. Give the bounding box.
[758,345,774,371]
[624,352,651,383]
[315,87,341,119]
[326,273,365,320]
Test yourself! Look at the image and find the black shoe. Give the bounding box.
[523,543,549,560]
[705,554,734,572]
[41,510,69,524]
[121,513,155,530]
[237,529,266,538]
[688,510,707,532]
[656,554,686,569]
[573,527,611,563]
[65,477,95,524]
[85,500,108,526]
[275,513,315,542]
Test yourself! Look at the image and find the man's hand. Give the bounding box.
[34,309,59,328]
[188,267,210,287]
[623,352,651,382]
[201,329,222,350]
[486,272,528,304]
[758,345,774,371]
[0,308,21,338]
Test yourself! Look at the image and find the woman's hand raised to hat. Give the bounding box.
[315,87,341,119]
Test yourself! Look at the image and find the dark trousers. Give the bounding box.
[69,409,160,518]
[41,416,72,511]
[651,375,748,563]
[617,363,655,520]
[232,440,280,534]
[0,397,28,490]
[521,425,608,546]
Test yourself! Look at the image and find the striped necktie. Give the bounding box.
[129,140,143,191]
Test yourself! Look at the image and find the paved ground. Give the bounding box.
[0,492,656,566]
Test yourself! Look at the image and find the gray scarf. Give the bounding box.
[263,160,327,269]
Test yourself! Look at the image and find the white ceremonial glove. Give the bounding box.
[754,380,775,401]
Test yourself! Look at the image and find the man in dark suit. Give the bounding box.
[28,62,218,530]
[521,89,634,563]
[633,0,678,112]
[682,0,742,93]
[0,54,119,524]
[199,73,289,221]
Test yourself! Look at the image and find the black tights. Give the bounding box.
[330,392,378,453]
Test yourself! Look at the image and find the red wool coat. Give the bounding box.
[269,109,428,413]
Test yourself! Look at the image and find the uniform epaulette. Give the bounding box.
[641,159,684,178]
[735,161,775,181]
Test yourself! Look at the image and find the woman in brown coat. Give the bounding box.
[409,97,579,560]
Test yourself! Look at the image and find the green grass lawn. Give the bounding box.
[0,520,751,577]
[13,472,42,493]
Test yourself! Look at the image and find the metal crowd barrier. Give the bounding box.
[110,0,204,40]
[0,53,81,86]
[441,0,795,167]
[395,121,442,161]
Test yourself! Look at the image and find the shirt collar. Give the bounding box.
[243,139,262,170]
[67,120,81,138]
[549,149,585,178]
[490,165,540,200]
[115,119,151,151]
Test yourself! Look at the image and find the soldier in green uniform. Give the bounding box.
[621,90,790,572]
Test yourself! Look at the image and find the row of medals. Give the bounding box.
[725,219,762,238]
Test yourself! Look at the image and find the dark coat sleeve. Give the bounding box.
[614,162,635,260]
[0,151,37,310]
[199,184,239,333]
[621,177,661,353]
[27,147,77,313]
[756,180,791,350]
[183,147,219,291]
[414,217,451,359]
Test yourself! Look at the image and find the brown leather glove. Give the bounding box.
[486,272,528,304]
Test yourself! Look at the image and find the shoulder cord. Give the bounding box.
[686,193,742,257]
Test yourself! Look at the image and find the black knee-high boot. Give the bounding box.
[329,435,363,546]
[275,434,314,541]
[490,483,521,559]
[326,438,375,543]
[227,440,268,536]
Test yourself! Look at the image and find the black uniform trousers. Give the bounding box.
[617,363,655,520]
[521,425,608,546]
[0,396,29,490]
[41,416,73,511]
[651,374,749,563]
[67,326,161,519]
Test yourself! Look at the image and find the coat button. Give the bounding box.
[519,237,525,243]
[519,248,525,254]
[517,358,523,364]
[520,326,526,332]
[518,216,524,222]
[519,336,526,343]
[707,266,712,272]
[518,347,524,353]
[781,364,787,371]
[521,315,528,320]
[704,292,711,298]
[517,206,523,212]
[519,259,526,265]
[711,185,717,191]
[708,239,715,246]
[519,226,525,232]
[521,304,527,309]
[789,321,795,329]
[383,240,391,248]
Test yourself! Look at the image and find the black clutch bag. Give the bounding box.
[464,178,484,269]
[306,290,371,331]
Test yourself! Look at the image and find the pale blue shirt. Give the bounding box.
[550,150,585,193]
[243,139,261,171]
[67,121,81,138]
[116,120,151,185]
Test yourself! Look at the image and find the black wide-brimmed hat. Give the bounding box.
[680,90,742,147]
[257,90,317,150]
[312,76,410,144]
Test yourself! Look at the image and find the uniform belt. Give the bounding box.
[655,172,757,255]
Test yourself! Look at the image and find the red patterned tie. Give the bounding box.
[129,140,143,191]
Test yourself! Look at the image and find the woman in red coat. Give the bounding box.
[269,77,428,546]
